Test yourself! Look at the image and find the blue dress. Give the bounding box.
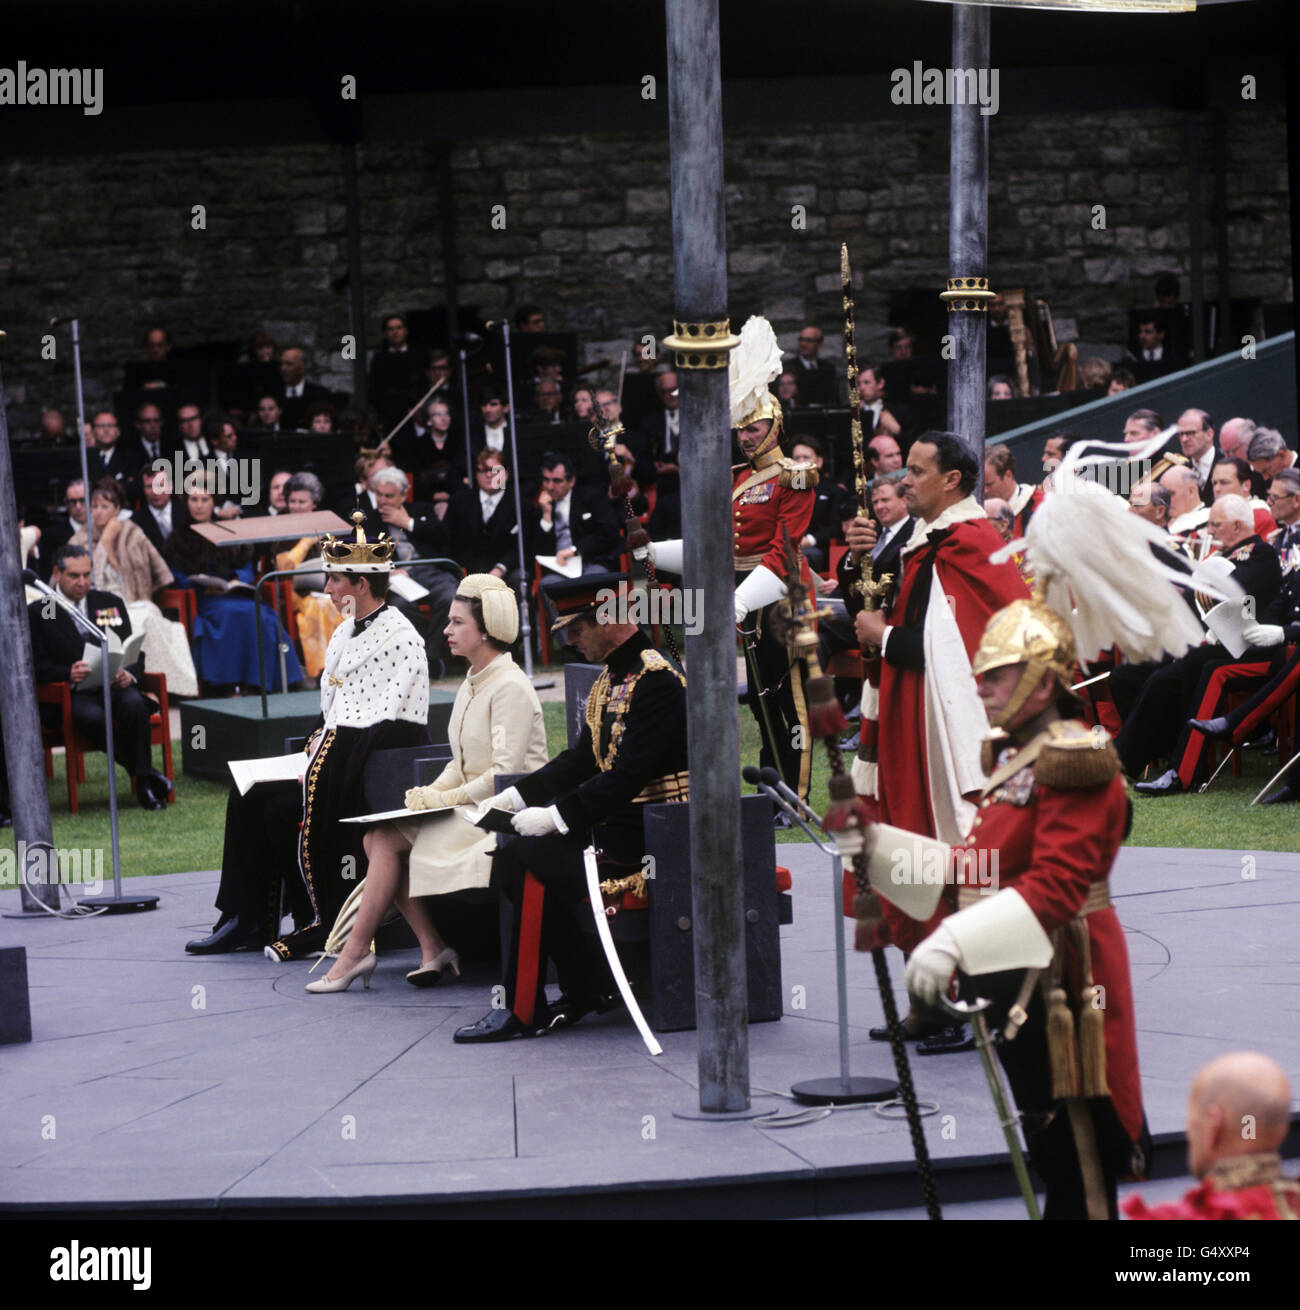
[165,529,303,689]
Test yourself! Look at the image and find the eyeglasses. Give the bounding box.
[65,497,85,505]
[1267,491,1297,503]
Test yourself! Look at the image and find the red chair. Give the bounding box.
[39,673,176,815]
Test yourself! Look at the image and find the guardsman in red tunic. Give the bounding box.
[644,316,818,798]
[849,599,1150,1219]
[1124,1052,1299,1220]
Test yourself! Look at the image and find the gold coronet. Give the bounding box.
[321,510,396,572]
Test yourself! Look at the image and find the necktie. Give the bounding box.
[555,507,572,552]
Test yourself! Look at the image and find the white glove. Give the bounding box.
[485,785,524,813]
[904,922,962,1008]
[649,539,684,573]
[733,563,787,625]
[405,786,446,811]
[512,806,560,837]
[1242,620,1285,648]
[632,541,654,563]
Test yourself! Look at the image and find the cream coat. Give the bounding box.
[398,651,548,895]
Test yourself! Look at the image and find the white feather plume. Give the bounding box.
[728,315,784,428]
[996,432,1243,669]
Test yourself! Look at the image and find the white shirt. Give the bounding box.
[1193,446,1215,488]
[861,398,884,428]
[485,424,506,452]
[284,382,304,398]
[479,488,505,521]
[181,437,210,461]
[872,516,909,561]
[1143,346,1163,362]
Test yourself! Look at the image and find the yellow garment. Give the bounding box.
[276,540,343,680]
[395,652,548,896]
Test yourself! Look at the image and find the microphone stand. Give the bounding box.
[456,341,475,480]
[743,766,896,1105]
[25,574,156,914]
[495,320,552,690]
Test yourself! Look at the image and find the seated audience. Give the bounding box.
[29,544,174,809]
[164,482,304,693]
[273,472,346,683]
[529,453,621,586]
[73,478,198,697]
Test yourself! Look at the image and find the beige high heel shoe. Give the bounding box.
[405,947,461,988]
[305,952,377,993]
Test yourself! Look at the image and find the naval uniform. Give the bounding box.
[493,630,689,1024]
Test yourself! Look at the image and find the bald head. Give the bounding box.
[1218,418,1256,461]
[1186,1052,1292,1177]
[1159,464,1201,518]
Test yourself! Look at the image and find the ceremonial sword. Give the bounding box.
[940,996,1042,1220]
[582,845,663,1056]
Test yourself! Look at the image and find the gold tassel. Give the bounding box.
[1073,919,1109,1097]
[1047,985,1081,1099]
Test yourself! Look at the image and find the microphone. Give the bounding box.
[741,765,762,785]
[23,568,55,594]
[48,316,76,327]
[760,766,819,824]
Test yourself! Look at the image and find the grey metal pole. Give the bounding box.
[71,320,94,562]
[0,346,62,915]
[664,0,749,1113]
[943,5,992,499]
[343,145,369,407]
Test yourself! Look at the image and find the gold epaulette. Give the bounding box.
[777,457,818,490]
[1033,720,1119,789]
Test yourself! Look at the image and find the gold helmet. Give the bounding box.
[729,316,785,459]
[971,598,1077,728]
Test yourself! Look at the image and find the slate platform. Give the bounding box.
[1,845,1297,1218]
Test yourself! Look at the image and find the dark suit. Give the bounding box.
[132,500,184,555]
[527,486,621,573]
[89,442,147,494]
[804,480,857,571]
[418,485,522,580]
[1115,534,1283,779]
[29,587,155,780]
[368,347,427,430]
[279,381,335,431]
[790,356,840,407]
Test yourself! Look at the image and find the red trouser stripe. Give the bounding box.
[1177,661,1272,789]
[514,871,545,1025]
[1234,647,1300,740]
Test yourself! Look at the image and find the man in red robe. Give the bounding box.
[851,433,1029,1048]
[854,431,1030,846]
[1123,1052,1299,1220]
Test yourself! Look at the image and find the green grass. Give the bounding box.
[5,696,1291,885]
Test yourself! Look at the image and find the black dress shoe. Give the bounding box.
[453,1008,543,1043]
[137,771,173,810]
[1189,715,1231,741]
[916,1021,976,1055]
[869,1009,948,1043]
[1260,783,1298,805]
[1244,727,1277,751]
[185,915,266,954]
[1135,768,1183,797]
[543,993,619,1032]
